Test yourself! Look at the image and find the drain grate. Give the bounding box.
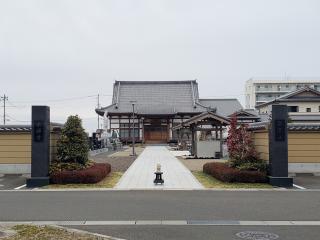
[236,231,279,240]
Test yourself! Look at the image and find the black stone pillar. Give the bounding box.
[268,105,293,187]
[26,106,50,187]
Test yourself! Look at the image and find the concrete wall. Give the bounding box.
[0,131,61,174]
[251,130,269,161]
[252,130,320,173]
[0,133,31,173]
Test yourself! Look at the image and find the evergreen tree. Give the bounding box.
[57,115,89,165]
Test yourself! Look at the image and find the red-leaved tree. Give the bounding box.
[227,114,258,164]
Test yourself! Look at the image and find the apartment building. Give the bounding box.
[245,78,320,108]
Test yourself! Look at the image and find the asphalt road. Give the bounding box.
[0,190,320,221]
[0,174,27,190]
[75,225,320,240]
[1,190,320,239]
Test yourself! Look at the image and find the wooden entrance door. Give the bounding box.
[144,119,168,143]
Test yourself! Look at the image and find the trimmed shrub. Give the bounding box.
[50,163,111,184]
[203,162,267,183]
[49,161,94,175]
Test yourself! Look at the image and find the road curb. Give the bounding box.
[52,225,126,240]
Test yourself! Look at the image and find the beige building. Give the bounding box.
[245,78,320,109]
[256,87,320,123]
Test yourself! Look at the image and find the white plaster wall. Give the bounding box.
[289,163,320,174]
[0,164,31,174]
[197,140,220,158]
[259,102,320,114]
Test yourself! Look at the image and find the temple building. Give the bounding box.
[96,80,254,144]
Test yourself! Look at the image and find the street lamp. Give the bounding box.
[130,101,137,156]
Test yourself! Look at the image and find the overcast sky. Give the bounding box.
[1,0,320,132]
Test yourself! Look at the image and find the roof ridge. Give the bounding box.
[114,80,197,84]
[200,98,239,100]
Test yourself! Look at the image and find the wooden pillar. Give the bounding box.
[141,118,144,144]
[191,126,195,156]
[167,119,171,142]
[215,125,218,139]
[219,124,223,158]
[191,124,198,157]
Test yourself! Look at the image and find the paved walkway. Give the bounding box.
[115,146,204,189]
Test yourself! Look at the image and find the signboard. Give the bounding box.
[275,120,285,142]
[33,120,44,142]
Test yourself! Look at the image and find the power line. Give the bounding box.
[6,114,30,123]
[10,94,112,104]
[97,94,100,129]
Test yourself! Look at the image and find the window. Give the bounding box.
[306,108,311,112]
[130,129,139,138]
[288,106,299,112]
[119,129,129,138]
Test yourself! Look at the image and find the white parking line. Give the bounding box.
[14,184,26,190]
[293,184,306,190]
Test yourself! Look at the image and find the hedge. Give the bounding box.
[50,163,111,184]
[203,162,267,183]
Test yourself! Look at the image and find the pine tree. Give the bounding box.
[56,115,89,165]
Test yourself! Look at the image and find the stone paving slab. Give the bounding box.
[115,146,204,189]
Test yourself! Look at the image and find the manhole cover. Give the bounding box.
[236,231,279,240]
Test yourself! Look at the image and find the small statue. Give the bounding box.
[156,163,161,172]
[154,163,164,185]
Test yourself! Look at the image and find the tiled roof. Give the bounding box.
[0,125,31,132]
[0,123,63,133]
[97,81,245,118]
[97,80,206,116]
[172,111,231,130]
[288,123,320,131]
[256,86,320,108]
[248,122,320,131]
[199,99,243,117]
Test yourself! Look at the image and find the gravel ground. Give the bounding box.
[91,154,137,172]
[91,147,145,172]
[177,157,227,171]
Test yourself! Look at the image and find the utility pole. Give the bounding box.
[0,95,8,125]
[97,94,100,129]
[130,101,137,156]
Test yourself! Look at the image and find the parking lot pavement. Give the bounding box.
[293,174,320,189]
[0,174,28,190]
